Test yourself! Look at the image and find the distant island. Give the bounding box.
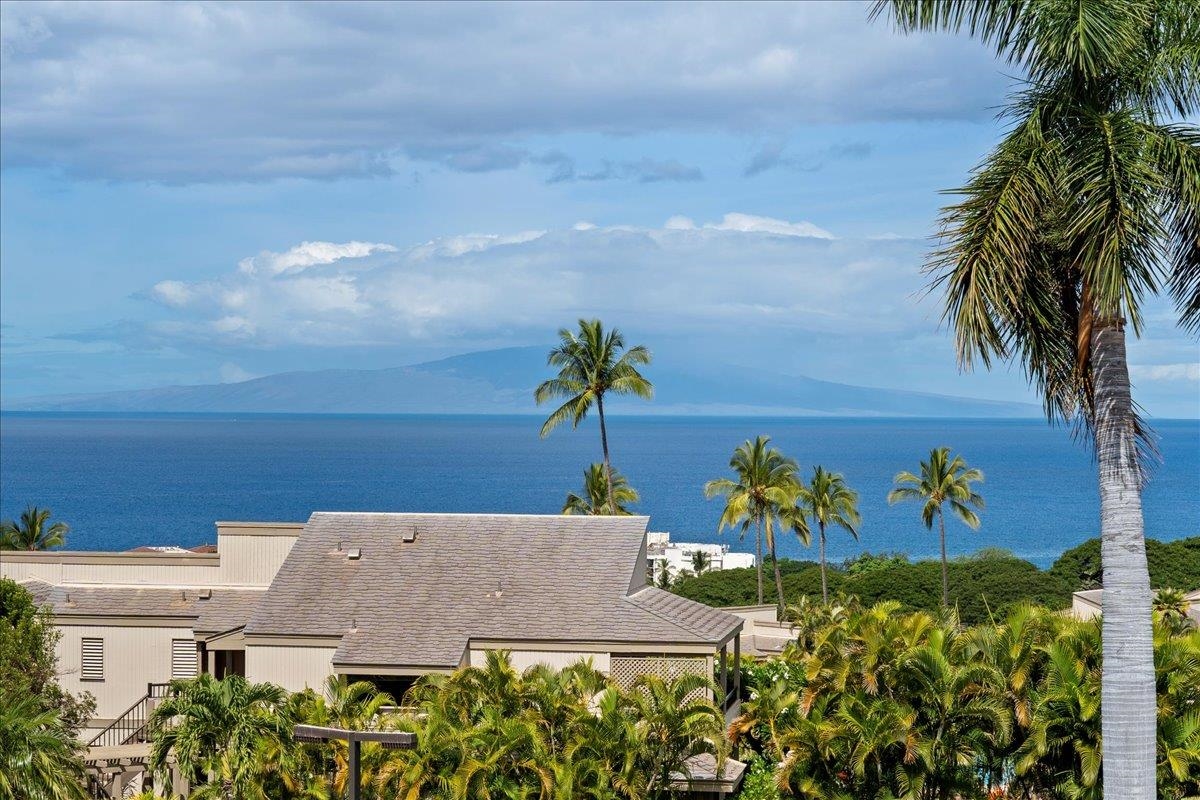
[4,345,1037,417]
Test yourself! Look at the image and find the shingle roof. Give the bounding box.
[247,512,742,669]
[193,590,266,634]
[18,579,263,630]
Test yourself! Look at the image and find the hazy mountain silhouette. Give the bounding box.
[6,346,1036,417]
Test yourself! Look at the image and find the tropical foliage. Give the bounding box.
[563,462,641,516]
[871,1,1200,794]
[705,436,800,611]
[0,579,95,740]
[535,319,653,514]
[139,655,725,800]
[792,467,861,603]
[671,538,1200,624]
[0,693,87,800]
[888,447,985,607]
[734,598,1200,800]
[0,505,69,551]
[148,673,294,799]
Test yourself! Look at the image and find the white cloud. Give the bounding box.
[704,212,834,239]
[151,280,194,307]
[136,213,919,349]
[0,2,1008,182]
[237,241,397,276]
[1131,363,1200,382]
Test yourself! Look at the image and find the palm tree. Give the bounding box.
[148,674,293,799]
[704,436,799,611]
[888,448,984,607]
[796,466,861,603]
[0,692,87,800]
[871,3,1200,794]
[535,319,653,514]
[0,506,68,551]
[562,463,640,516]
[689,549,712,577]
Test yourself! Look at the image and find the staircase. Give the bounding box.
[88,682,171,748]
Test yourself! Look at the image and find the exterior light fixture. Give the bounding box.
[293,724,416,799]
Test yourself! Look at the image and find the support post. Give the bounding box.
[733,633,741,701]
[719,644,728,708]
[348,737,361,800]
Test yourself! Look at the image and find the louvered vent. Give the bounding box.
[81,638,104,681]
[171,639,197,680]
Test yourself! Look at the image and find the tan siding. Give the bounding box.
[469,649,611,672]
[0,559,65,584]
[216,534,298,586]
[245,645,335,692]
[56,624,194,721]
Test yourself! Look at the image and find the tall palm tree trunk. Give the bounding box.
[755,516,764,606]
[768,519,785,618]
[1093,320,1156,799]
[818,522,828,603]
[938,510,948,608]
[596,394,617,515]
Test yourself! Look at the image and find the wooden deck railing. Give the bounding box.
[87,683,172,749]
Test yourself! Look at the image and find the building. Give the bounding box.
[1,513,745,738]
[645,530,755,582]
[1072,587,1200,624]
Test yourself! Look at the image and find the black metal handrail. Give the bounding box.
[87,682,171,748]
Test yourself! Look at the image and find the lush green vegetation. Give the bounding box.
[671,537,1200,626]
[0,505,69,551]
[140,654,723,799]
[0,578,93,799]
[734,597,1200,799]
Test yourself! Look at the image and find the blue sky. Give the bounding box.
[1,1,1196,416]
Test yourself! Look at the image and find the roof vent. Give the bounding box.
[347,547,362,560]
[401,528,417,544]
[199,589,212,600]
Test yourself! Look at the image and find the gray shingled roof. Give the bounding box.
[19,579,263,631]
[193,590,266,634]
[247,513,742,669]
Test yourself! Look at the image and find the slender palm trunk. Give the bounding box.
[1093,320,1156,799]
[938,509,948,608]
[755,516,764,606]
[819,522,828,603]
[596,394,617,515]
[768,519,785,619]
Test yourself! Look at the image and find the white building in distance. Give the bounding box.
[646,531,755,581]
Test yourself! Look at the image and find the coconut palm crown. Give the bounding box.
[871,3,1200,793]
[704,435,799,613]
[535,319,652,514]
[888,447,984,609]
[0,506,69,551]
[562,462,640,516]
[796,466,861,603]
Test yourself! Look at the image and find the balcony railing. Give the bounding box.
[87,682,171,749]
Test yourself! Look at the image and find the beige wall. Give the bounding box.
[56,623,195,722]
[245,644,336,693]
[0,522,300,589]
[469,648,612,672]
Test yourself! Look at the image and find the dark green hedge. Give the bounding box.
[670,536,1199,626]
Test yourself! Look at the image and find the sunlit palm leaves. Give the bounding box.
[562,463,640,516]
[0,506,68,551]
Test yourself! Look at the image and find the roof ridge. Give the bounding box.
[308,511,649,521]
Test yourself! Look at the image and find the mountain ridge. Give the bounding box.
[3,345,1038,417]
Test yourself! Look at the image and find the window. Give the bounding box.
[171,639,197,680]
[81,638,104,682]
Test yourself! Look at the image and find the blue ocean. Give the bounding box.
[0,414,1196,568]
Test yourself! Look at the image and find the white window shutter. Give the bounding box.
[171,639,197,680]
[81,638,104,681]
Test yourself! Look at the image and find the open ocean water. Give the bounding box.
[0,413,1196,568]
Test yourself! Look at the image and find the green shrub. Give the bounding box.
[1050,536,1200,592]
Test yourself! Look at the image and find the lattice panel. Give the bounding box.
[609,656,709,703]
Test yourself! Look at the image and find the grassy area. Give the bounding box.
[670,536,1200,625]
